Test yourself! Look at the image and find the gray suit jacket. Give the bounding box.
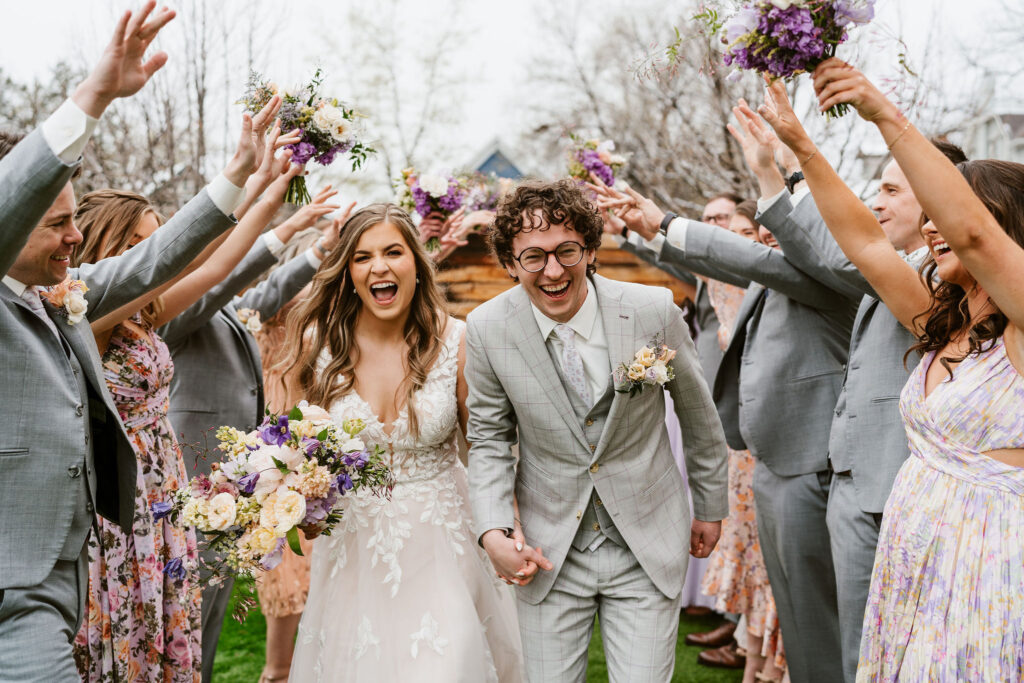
[161,240,317,473]
[658,220,857,475]
[466,275,729,604]
[0,131,234,588]
[619,238,726,383]
[758,194,919,512]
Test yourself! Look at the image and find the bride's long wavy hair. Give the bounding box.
[276,203,447,437]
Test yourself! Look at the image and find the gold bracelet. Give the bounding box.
[801,150,817,166]
[887,120,913,151]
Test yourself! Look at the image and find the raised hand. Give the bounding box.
[417,211,446,244]
[73,2,177,118]
[729,99,787,196]
[812,58,900,124]
[757,76,816,163]
[320,201,358,253]
[223,97,288,189]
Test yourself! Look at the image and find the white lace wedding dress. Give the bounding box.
[290,319,524,682]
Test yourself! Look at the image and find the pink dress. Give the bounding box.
[858,338,1024,681]
[73,317,202,682]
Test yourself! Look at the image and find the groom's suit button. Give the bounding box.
[67,465,82,478]
[589,463,599,473]
[576,511,582,519]
[585,418,594,426]
[86,501,94,513]
[589,444,596,453]
[592,523,600,531]
[595,498,603,506]
[75,405,83,417]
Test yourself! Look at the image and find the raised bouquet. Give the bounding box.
[162,403,394,581]
[700,0,876,117]
[462,171,508,212]
[394,168,466,252]
[567,135,628,187]
[614,335,677,396]
[239,69,374,204]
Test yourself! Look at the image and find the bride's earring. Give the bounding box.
[416,277,420,283]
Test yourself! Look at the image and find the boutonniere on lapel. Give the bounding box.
[41,278,89,325]
[614,334,676,397]
[236,308,262,334]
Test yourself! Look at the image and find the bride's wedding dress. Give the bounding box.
[290,319,523,682]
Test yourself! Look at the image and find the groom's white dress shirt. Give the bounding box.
[531,279,611,404]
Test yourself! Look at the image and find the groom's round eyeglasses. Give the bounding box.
[514,242,585,273]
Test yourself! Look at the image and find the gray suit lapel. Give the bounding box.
[508,289,589,450]
[592,276,634,460]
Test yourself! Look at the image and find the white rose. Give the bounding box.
[262,444,305,471]
[65,290,88,324]
[340,437,365,453]
[651,361,669,385]
[245,314,262,333]
[313,104,354,144]
[418,173,449,198]
[770,0,792,7]
[247,450,284,500]
[249,526,281,555]
[297,402,331,422]
[207,492,238,531]
[272,489,307,534]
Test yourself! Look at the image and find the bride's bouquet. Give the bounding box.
[239,69,375,204]
[394,167,467,252]
[567,134,628,187]
[699,0,876,117]
[162,402,394,580]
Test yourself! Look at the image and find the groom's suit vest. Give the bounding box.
[544,346,626,552]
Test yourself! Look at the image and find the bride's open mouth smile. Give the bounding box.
[369,280,399,305]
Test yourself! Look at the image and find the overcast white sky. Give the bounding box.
[1,0,1018,195]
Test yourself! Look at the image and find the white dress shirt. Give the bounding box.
[262,231,324,269]
[531,279,611,402]
[2,275,28,297]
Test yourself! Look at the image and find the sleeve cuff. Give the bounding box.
[304,248,322,268]
[262,231,286,257]
[206,174,247,216]
[757,188,789,214]
[41,99,98,164]
[791,186,812,206]
[611,233,626,246]
[664,217,688,253]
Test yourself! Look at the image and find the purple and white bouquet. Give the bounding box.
[702,0,876,117]
[462,172,508,213]
[239,69,375,204]
[162,402,393,581]
[567,135,628,187]
[395,167,467,252]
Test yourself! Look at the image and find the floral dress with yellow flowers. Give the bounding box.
[73,315,202,682]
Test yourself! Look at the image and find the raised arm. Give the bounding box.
[756,77,929,331]
[813,58,1024,333]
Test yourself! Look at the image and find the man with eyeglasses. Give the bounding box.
[466,179,729,682]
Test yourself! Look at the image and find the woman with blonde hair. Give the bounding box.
[280,203,523,681]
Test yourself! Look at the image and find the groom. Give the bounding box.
[466,180,729,681]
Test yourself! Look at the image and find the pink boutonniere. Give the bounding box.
[41,278,89,325]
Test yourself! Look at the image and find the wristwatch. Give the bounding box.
[659,212,678,235]
[785,171,805,193]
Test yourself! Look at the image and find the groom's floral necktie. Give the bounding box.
[22,286,61,338]
[554,323,591,407]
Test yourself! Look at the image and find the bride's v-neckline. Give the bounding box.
[349,388,408,439]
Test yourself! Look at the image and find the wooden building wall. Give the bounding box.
[437,233,691,318]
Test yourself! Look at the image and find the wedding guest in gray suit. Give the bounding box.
[727,100,969,682]
[596,183,855,683]
[160,199,347,682]
[467,180,729,682]
[0,5,265,677]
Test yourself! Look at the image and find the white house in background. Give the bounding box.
[963,113,1024,163]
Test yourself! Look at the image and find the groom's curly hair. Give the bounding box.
[489,179,603,281]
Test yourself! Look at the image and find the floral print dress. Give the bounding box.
[73,316,202,682]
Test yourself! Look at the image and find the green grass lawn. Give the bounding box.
[213,579,743,682]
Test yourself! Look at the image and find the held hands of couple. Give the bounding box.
[481,528,554,587]
[73,1,176,119]
[690,519,722,559]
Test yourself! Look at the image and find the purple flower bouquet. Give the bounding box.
[239,69,375,204]
[705,0,876,117]
[567,135,628,187]
[162,403,394,584]
[394,167,466,252]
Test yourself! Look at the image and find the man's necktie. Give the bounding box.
[554,323,592,407]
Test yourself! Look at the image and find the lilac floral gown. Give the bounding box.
[73,315,202,682]
[858,337,1024,681]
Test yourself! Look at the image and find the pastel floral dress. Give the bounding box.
[291,319,524,682]
[73,315,202,682]
[858,337,1024,681]
[698,278,785,667]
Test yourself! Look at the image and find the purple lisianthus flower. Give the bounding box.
[151,500,173,521]
[260,538,286,571]
[164,557,186,581]
[724,5,759,43]
[336,472,354,494]
[301,436,321,456]
[302,491,338,526]
[834,0,875,26]
[342,450,369,469]
[258,415,291,447]
[237,471,260,495]
[287,140,317,165]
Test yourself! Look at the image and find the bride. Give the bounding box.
[278,204,524,681]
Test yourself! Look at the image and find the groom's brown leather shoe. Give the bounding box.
[697,642,745,669]
[684,620,736,647]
